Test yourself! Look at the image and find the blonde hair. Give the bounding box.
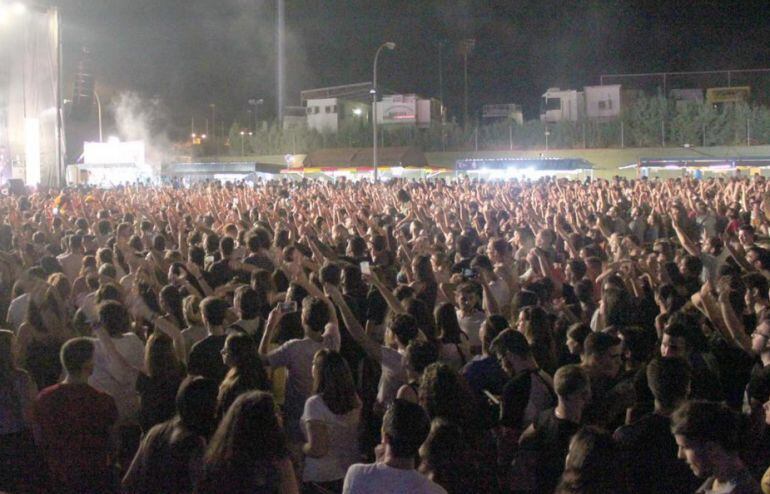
[183,294,203,326]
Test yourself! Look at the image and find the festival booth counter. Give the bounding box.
[280,147,451,179]
[455,157,595,180]
[622,156,770,179]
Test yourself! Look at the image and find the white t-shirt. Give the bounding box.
[56,252,83,284]
[89,333,145,420]
[457,309,486,350]
[181,325,208,355]
[343,463,447,494]
[438,341,469,371]
[377,346,406,407]
[301,394,361,482]
[485,279,511,313]
[7,293,30,333]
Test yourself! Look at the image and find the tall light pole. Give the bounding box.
[276,0,285,124]
[94,90,103,142]
[459,38,475,128]
[437,40,446,121]
[209,103,217,154]
[240,130,245,155]
[372,41,396,182]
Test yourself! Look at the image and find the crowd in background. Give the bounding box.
[1,174,770,493]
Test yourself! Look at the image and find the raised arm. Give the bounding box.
[671,216,701,257]
[324,283,382,363]
[717,290,754,354]
[258,307,283,366]
[367,270,406,316]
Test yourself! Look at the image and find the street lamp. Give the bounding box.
[239,130,245,155]
[248,98,264,132]
[372,41,396,182]
[459,38,476,128]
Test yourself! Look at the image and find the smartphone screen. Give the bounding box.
[280,301,298,314]
[360,261,371,275]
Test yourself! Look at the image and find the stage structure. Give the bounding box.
[0,4,63,187]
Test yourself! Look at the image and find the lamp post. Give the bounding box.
[459,38,476,128]
[209,103,217,154]
[248,98,264,132]
[94,90,103,142]
[239,130,245,155]
[372,41,396,182]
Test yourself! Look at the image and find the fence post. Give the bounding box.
[747,117,751,146]
[620,120,625,149]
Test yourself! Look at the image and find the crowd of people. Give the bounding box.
[1,174,770,493]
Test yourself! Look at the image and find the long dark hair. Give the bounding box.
[145,332,184,380]
[313,349,359,415]
[220,333,269,393]
[0,330,22,419]
[434,302,465,344]
[556,426,621,494]
[160,284,185,327]
[25,291,64,334]
[413,255,436,284]
[198,391,287,494]
[418,363,478,435]
[217,334,270,419]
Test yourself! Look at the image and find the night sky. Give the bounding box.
[51,0,770,135]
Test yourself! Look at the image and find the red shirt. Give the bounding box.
[33,382,118,483]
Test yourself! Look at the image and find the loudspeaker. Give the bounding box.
[7,179,25,196]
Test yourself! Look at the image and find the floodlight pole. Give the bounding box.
[94,90,103,142]
[372,42,395,182]
[54,6,64,186]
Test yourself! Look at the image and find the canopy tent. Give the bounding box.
[625,156,770,177]
[455,157,594,179]
[282,147,448,177]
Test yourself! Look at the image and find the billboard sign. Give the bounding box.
[378,95,417,125]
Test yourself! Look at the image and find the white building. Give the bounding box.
[540,88,584,122]
[301,83,372,134]
[541,85,634,122]
[298,83,441,133]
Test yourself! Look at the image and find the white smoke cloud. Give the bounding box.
[111,91,171,178]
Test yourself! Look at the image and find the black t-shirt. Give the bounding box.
[188,335,228,383]
[207,258,234,288]
[614,412,700,494]
[243,253,275,272]
[528,408,581,494]
[136,372,183,433]
[500,369,555,430]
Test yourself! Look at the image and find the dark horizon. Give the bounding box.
[49,0,770,135]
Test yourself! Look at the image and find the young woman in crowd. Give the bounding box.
[300,349,361,493]
[196,391,298,494]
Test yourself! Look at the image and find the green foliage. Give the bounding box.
[214,96,770,157]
